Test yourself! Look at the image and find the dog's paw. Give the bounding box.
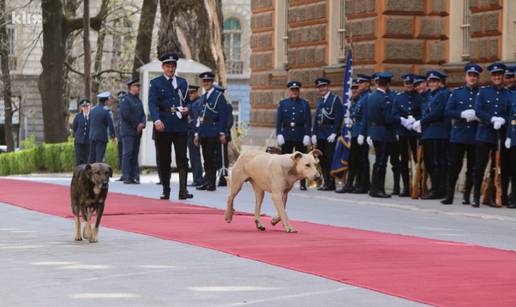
[224,210,233,223]
[74,236,83,241]
[88,239,97,243]
[254,220,266,231]
[271,216,281,226]
[285,227,297,233]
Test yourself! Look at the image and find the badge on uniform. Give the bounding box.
[200,116,205,124]
[170,106,177,112]
[290,122,295,127]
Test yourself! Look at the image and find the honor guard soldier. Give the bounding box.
[504,88,516,208]
[311,77,344,191]
[114,90,127,181]
[338,74,371,193]
[276,81,312,190]
[441,64,482,205]
[186,85,204,187]
[411,71,449,199]
[472,62,512,208]
[214,85,232,187]
[506,65,515,91]
[88,91,115,163]
[72,99,91,165]
[120,79,146,184]
[194,71,228,192]
[393,73,423,196]
[148,52,193,200]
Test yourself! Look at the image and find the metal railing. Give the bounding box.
[225,60,244,75]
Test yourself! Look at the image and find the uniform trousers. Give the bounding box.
[317,138,336,185]
[121,135,141,181]
[187,130,204,185]
[422,139,448,195]
[155,131,188,192]
[200,136,220,187]
[447,143,475,195]
[74,143,90,166]
[88,140,107,163]
[398,135,418,191]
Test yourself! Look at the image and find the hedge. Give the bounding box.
[0,141,119,176]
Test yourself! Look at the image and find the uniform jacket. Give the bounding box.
[363,89,400,142]
[351,91,369,137]
[196,89,228,138]
[420,88,449,140]
[148,74,189,133]
[72,112,90,144]
[119,93,146,137]
[89,103,115,142]
[474,85,511,144]
[445,85,479,144]
[312,92,344,139]
[276,97,311,142]
[393,90,422,136]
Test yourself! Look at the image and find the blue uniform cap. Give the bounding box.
[413,75,426,84]
[127,78,140,86]
[159,52,178,64]
[199,71,215,80]
[504,65,515,77]
[487,62,506,74]
[287,81,302,89]
[96,91,112,99]
[401,73,415,83]
[356,74,371,83]
[377,71,393,80]
[78,98,91,106]
[314,77,330,87]
[426,70,445,81]
[116,91,127,99]
[351,79,359,87]
[188,84,200,91]
[464,63,483,75]
[371,72,380,81]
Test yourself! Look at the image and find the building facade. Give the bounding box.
[248,0,516,147]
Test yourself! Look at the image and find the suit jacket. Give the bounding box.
[148,74,189,133]
[89,103,115,142]
[445,85,479,144]
[312,92,344,139]
[196,90,228,138]
[72,112,89,144]
[120,93,146,137]
[276,97,311,142]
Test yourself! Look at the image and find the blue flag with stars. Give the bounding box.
[330,49,352,178]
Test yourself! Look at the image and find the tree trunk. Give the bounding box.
[132,0,158,79]
[158,0,226,86]
[83,0,91,100]
[0,0,15,151]
[92,27,106,100]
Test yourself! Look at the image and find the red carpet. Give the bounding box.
[1,178,516,306]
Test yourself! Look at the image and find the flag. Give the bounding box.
[330,49,353,178]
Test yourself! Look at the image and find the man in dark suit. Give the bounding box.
[148,52,193,200]
[214,85,233,187]
[114,90,127,181]
[88,92,115,163]
[120,79,146,184]
[72,99,91,165]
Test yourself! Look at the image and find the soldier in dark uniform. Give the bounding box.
[193,72,228,191]
[276,81,312,190]
[72,99,91,165]
[412,71,449,199]
[363,72,411,198]
[88,92,115,163]
[214,85,233,187]
[504,65,514,90]
[148,52,193,200]
[186,85,204,187]
[504,88,516,208]
[393,73,422,196]
[311,78,344,191]
[472,62,511,208]
[120,79,146,184]
[114,90,126,181]
[441,64,482,205]
[337,75,370,194]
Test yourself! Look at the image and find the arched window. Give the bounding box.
[224,18,243,74]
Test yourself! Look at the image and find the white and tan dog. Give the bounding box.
[225,149,322,233]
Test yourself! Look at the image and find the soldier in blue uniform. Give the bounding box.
[186,85,204,187]
[120,79,146,184]
[337,74,370,193]
[193,71,228,191]
[72,99,91,165]
[363,72,411,198]
[114,90,126,181]
[311,77,344,191]
[88,91,115,163]
[441,64,482,205]
[276,81,312,190]
[472,62,512,208]
[393,73,422,196]
[148,52,193,200]
[504,88,516,208]
[504,65,514,90]
[214,85,233,187]
[411,71,449,199]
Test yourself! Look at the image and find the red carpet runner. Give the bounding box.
[1,178,516,306]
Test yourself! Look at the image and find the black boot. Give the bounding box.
[399,171,410,197]
[160,171,171,200]
[421,173,441,200]
[440,175,455,205]
[380,169,391,198]
[462,175,473,205]
[369,167,390,198]
[179,169,193,200]
[502,177,510,207]
[472,179,481,208]
[300,179,307,191]
[392,168,400,195]
[318,172,329,191]
[352,168,369,194]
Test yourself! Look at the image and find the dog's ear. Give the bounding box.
[291,151,303,161]
[311,149,323,159]
[85,164,92,175]
[107,166,113,177]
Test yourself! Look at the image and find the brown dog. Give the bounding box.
[225,150,322,233]
[71,163,112,243]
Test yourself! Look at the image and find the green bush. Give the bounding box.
[0,140,120,176]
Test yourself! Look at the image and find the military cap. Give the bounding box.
[413,75,426,84]
[188,84,200,91]
[351,79,359,87]
[464,63,483,75]
[377,71,393,80]
[96,91,112,99]
[356,74,371,83]
[78,98,91,106]
[504,65,515,78]
[487,62,506,74]
[401,73,415,83]
[159,52,178,64]
[314,77,331,87]
[199,71,215,80]
[287,81,302,89]
[116,91,127,99]
[371,72,380,81]
[127,78,140,87]
[426,70,445,81]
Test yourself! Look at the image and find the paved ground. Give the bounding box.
[3,172,516,306]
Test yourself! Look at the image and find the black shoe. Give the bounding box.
[196,183,208,190]
[351,187,368,194]
[116,177,125,182]
[462,198,471,205]
[392,188,400,195]
[440,198,453,205]
[160,192,170,200]
[132,179,140,184]
[369,191,391,198]
[421,192,441,200]
[179,192,193,200]
[206,185,216,191]
[399,190,410,197]
[156,181,162,185]
[123,180,133,184]
[472,199,480,208]
[507,203,516,209]
[300,185,307,191]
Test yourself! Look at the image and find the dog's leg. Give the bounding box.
[250,182,265,231]
[225,172,245,223]
[271,194,287,226]
[90,206,104,243]
[82,207,92,241]
[74,215,82,241]
[271,192,296,233]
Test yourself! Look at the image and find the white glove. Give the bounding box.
[491,117,505,130]
[400,117,413,130]
[396,134,399,141]
[344,117,353,126]
[412,120,422,133]
[175,111,182,119]
[327,133,336,143]
[461,109,475,122]
[311,135,317,146]
[357,134,364,145]
[277,134,285,145]
[303,135,310,146]
[505,138,511,149]
[366,136,373,147]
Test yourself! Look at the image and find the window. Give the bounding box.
[224,18,243,74]
[274,0,288,69]
[231,100,240,128]
[328,0,346,65]
[461,0,471,61]
[502,0,516,60]
[449,0,470,63]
